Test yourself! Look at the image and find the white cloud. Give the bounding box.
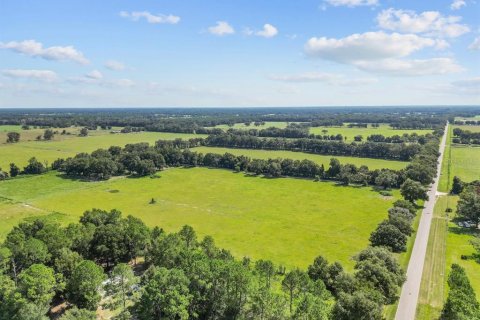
[120,11,180,24]
[270,72,377,86]
[354,58,463,76]
[450,0,466,10]
[304,32,462,76]
[208,21,235,36]
[305,31,443,63]
[377,8,470,38]
[2,69,58,82]
[256,24,278,38]
[0,40,89,64]
[105,60,126,71]
[324,0,378,7]
[85,70,103,80]
[469,37,480,50]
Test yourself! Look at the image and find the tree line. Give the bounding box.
[452,128,480,145]
[202,134,422,161]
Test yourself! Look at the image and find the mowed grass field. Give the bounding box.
[193,146,408,170]
[0,167,399,269]
[309,124,433,141]
[439,125,480,192]
[0,125,206,169]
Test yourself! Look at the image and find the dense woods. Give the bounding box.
[0,207,408,319]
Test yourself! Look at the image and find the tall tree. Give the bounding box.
[135,267,192,320]
[67,260,106,310]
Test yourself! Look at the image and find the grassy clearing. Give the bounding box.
[0,129,206,169]
[439,125,480,192]
[211,121,294,129]
[455,116,480,122]
[453,124,480,133]
[192,146,408,170]
[309,124,433,141]
[0,168,399,270]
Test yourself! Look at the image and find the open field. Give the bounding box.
[0,167,399,269]
[439,126,480,192]
[211,121,294,130]
[193,146,408,170]
[0,128,206,169]
[309,124,433,141]
[453,124,480,132]
[455,116,480,122]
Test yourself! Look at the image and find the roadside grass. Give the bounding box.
[0,129,206,169]
[416,195,451,320]
[192,146,408,171]
[439,125,480,192]
[0,168,400,270]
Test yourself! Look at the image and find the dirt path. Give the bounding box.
[395,123,449,320]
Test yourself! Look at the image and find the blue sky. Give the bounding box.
[0,0,478,107]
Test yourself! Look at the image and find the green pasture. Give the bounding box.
[309,124,433,141]
[439,126,480,192]
[454,115,480,122]
[0,127,206,169]
[453,124,480,132]
[0,167,400,270]
[193,146,408,170]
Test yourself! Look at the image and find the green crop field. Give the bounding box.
[193,146,408,170]
[0,126,206,169]
[309,124,433,141]
[439,126,480,192]
[0,167,399,270]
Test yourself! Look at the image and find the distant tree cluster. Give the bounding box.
[6,132,20,143]
[456,183,480,227]
[452,128,480,145]
[367,133,428,144]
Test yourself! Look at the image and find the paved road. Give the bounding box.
[395,123,449,320]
